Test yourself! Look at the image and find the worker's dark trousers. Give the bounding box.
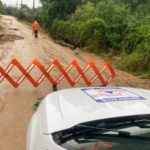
[34,30,38,39]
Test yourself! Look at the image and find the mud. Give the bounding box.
[8,27,19,31]
[0,34,24,42]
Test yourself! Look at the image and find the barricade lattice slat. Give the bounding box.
[0,59,115,88]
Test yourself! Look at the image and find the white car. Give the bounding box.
[27,87,150,150]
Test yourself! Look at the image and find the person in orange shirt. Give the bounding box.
[32,20,41,39]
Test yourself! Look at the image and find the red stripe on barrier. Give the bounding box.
[0,59,115,88]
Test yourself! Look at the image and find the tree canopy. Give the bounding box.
[0,0,3,13]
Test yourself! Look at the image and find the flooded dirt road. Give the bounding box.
[0,15,150,150]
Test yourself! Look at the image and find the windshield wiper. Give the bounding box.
[77,124,130,135]
[60,123,150,144]
[75,133,150,144]
[131,119,150,128]
[61,124,130,144]
[58,116,150,144]
[95,118,150,129]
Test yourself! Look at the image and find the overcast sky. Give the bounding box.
[1,0,41,8]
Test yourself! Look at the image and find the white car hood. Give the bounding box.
[39,87,150,134]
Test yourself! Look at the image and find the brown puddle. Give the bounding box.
[0,34,24,42]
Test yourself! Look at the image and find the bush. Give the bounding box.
[119,50,150,72]
[79,18,106,50]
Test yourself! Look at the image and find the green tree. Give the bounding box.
[121,0,150,10]
[3,6,18,16]
[39,0,82,28]
[0,0,3,13]
[18,4,33,21]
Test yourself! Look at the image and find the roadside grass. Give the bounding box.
[104,52,150,80]
[32,97,44,111]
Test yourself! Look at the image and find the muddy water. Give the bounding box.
[0,34,23,42]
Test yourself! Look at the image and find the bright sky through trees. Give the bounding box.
[1,0,41,8]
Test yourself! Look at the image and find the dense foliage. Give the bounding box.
[2,0,150,75]
[41,0,150,74]
[2,4,34,22]
[0,0,3,13]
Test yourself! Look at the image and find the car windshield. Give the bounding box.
[52,115,150,150]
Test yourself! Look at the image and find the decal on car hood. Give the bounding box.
[81,87,145,103]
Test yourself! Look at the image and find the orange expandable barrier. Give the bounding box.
[0,59,115,88]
